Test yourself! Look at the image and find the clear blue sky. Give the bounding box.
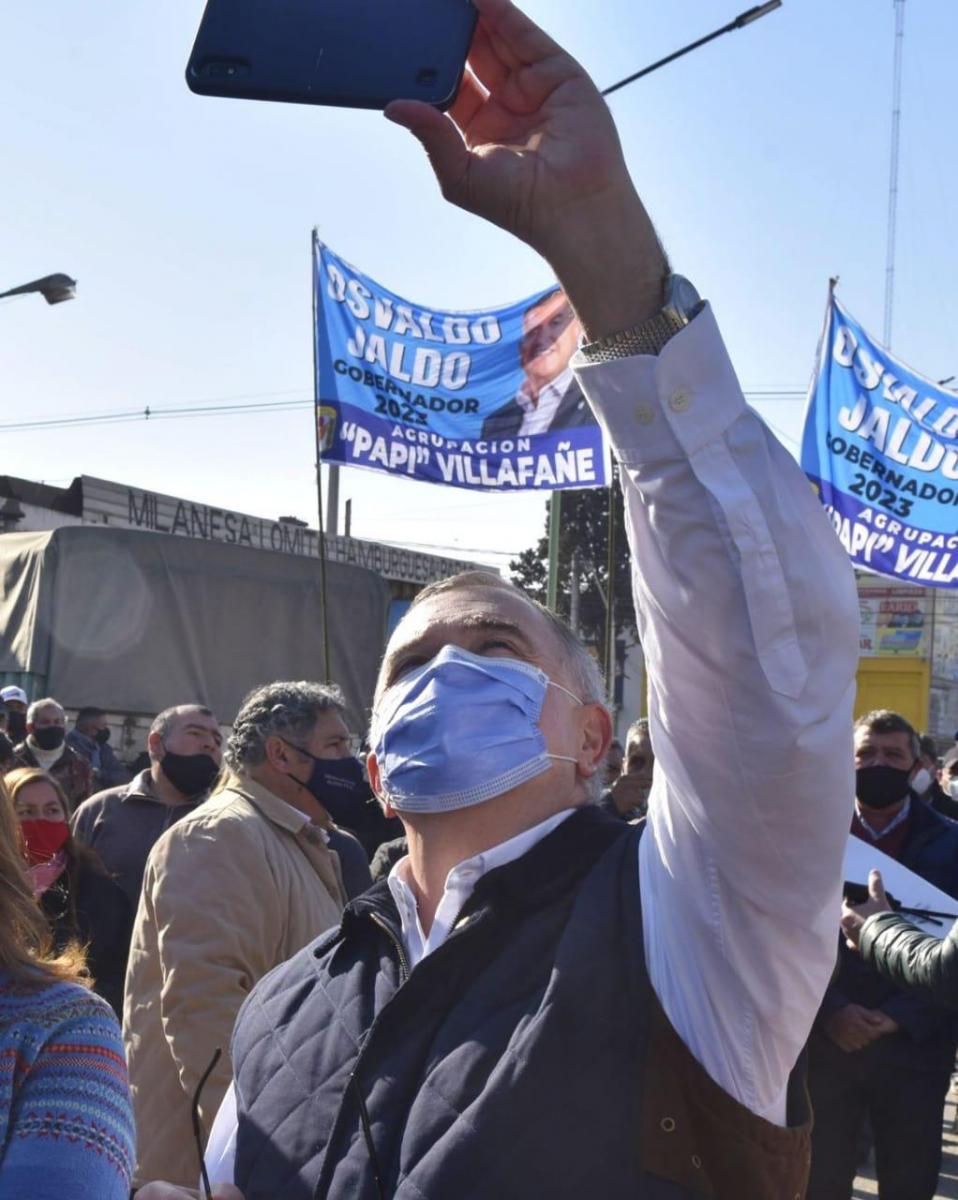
[3,0,955,569]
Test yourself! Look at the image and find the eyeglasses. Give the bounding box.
[192,1047,222,1200]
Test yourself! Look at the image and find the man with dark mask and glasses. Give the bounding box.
[13,696,93,810]
[66,704,129,789]
[124,681,371,1192]
[807,708,958,1200]
[72,703,223,910]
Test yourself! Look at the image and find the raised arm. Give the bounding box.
[390,0,859,1123]
[578,303,857,1121]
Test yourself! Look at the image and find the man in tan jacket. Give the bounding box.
[123,680,368,1189]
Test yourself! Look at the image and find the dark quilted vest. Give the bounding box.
[231,807,810,1199]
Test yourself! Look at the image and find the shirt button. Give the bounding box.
[636,404,655,425]
[660,1117,676,1133]
[668,389,692,414]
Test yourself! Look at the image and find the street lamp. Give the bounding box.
[0,273,77,305]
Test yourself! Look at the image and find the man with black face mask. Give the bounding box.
[807,708,958,1200]
[66,704,129,789]
[72,703,223,910]
[124,681,371,1191]
[0,684,29,745]
[13,697,93,810]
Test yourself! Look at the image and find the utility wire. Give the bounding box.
[0,389,805,434]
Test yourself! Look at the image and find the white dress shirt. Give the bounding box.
[514,365,574,436]
[578,303,858,1125]
[386,809,576,967]
[205,304,859,1183]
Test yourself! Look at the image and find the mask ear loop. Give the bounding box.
[548,679,584,707]
[545,681,587,767]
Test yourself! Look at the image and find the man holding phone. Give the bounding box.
[147,1,857,1197]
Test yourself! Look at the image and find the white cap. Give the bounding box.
[0,686,28,706]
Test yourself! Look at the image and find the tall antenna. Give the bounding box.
[883,0,906,348]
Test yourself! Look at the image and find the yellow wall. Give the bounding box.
[855,657,931,730]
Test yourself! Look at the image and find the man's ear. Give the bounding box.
[577,703,613,780]
[147,730,163,760]
[264,734,295,773]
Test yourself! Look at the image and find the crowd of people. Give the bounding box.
[3,3,958,1199]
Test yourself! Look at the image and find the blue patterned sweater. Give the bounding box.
[0,970,135,1199]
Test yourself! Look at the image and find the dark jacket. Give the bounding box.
[861,911,958,1007]
[230,808,811,1200]
[327,826,373,900]
[820,800,958,1069]
[14,740,93,811]
[480,375,594,440]
[71,769,206,909]
[66,728,129,789]
[40,857,133,1017]
[926,780,958,822]
[330,789,404,861]
[369,834,408,882]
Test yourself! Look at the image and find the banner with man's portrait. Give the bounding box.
[313,236,608,491]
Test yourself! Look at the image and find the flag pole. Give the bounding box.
[883,0,906,349]
[546,492,562,612]
[603,456,618,703]
[312,229,332,682]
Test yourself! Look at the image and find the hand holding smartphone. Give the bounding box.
[186,0,477,111]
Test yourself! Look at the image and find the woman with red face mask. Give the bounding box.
[6,767,132,1017]
[0,772,134,1199]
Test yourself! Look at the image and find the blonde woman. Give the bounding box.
[6,767,131,1016]
[0,775,134,1199]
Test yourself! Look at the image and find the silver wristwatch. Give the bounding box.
[580,274,703,362]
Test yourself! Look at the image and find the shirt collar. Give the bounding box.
[389,808,577,912]
[515,366,574,414]
[855,795,911,840]
[122,769,158,802]
[231,774,316,836]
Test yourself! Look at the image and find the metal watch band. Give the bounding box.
[579,308,688,363]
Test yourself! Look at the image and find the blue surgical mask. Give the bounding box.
[371,644,581,814]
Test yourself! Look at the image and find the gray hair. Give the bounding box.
[226,681,347,771]
[27,697,65,724]
[374,571,608,801]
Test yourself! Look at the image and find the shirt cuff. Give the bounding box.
[571,303,747,466]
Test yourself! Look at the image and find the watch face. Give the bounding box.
[666,274,702,321]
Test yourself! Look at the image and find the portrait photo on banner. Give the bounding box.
[312,237,608,493]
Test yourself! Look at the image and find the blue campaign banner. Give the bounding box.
[801,294,958,589]
[313,237,607,492]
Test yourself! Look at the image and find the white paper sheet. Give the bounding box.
[844,834,958,939]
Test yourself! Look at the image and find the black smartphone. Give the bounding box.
[843,880,900,910]
[186,0,478,111]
